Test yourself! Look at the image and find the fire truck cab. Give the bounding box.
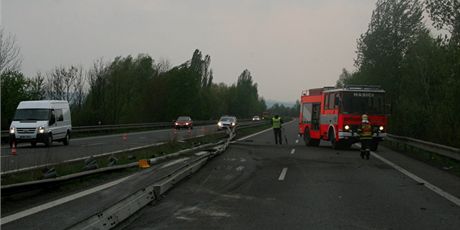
[299,85,388,151]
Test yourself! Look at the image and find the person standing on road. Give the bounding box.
[358,114,372,159]
[271,115,283,144]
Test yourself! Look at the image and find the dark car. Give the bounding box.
[174,116,193,129]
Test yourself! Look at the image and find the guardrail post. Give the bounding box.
[84,156,99,170]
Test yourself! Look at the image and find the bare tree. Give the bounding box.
[0,28,22,74]
[30,72,46,100]
[73,66,85,108]
[154,58,171,75]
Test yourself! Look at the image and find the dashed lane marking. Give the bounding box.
[278,167,288,181]
[290,149,296,154]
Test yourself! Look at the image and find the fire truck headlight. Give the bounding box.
[379,126,384,131]
[344,125,350,131]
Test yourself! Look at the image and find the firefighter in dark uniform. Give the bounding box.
[358,114,372,159]
[271,115,283,144]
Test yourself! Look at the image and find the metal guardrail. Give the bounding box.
[386,134,460,161]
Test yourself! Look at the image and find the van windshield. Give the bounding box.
[13,109,51,121]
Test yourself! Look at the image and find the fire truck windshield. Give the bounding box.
[341,91,385,115]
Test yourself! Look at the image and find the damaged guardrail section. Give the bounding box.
[68,128,236,230]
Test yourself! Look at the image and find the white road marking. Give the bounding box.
[0,174,134,225]
[160,157,189,169]
[354,143,460,207]
[278,167,288,181]
[236,166,245,171]
[290,149,296,154]
[196,134,205,138]
[295,139,299,144]
[235,127,272,142]
[85,142,103,147]
[371,152,460,207]
[235,120,296,142]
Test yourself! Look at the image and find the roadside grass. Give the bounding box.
[382,141,460,178]
[235,123,272,139]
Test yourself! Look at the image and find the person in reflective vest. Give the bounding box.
[358,114,372,159]
[271,115,283,144]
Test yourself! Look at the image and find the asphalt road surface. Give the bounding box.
[121,120,460,230]
[0,124,224,173]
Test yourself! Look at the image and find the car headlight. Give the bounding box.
[185,122,189,125]
[38,126,45,134]
[231,122,236,126]
[175,122,179,125]
[379,126,384,131]
[344,125,350,131]
[10,127,15,134]
[218,122,223,127]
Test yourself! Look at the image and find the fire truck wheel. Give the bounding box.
[304,128,319,146]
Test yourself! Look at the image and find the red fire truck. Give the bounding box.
[298,85,388,151]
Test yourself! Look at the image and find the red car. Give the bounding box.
[174,116,193,129]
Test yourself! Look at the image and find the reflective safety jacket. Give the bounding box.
[272,117,282,129]
[359,123,373,140]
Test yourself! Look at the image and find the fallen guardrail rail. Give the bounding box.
[67,127,237,230]
[386,134,460,161]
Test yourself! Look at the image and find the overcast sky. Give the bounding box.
[1,0,377,102]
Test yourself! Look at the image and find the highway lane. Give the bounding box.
[0,124,222,173]
[122,120,460,229]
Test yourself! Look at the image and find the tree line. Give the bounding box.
[336,0,460,147]
[1,45,267,128]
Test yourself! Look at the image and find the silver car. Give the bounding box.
[217,116,237,130]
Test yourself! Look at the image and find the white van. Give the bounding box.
[9,100,72,147]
